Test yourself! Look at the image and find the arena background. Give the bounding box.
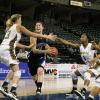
[0,0,100,100]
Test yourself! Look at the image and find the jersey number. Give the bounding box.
[4,31,11,39]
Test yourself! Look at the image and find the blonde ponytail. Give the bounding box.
[5,18,13,32]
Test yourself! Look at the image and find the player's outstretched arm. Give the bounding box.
[56,37,80,48]
[19,25,57,41]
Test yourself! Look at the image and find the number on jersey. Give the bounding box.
[4,30,11,39]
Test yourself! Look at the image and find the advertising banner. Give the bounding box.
[0,62,86,80]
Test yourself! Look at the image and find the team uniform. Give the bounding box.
[0,24,21,66]
[76,65,100,100]
[0,24,21,100]
[74,44,100,99]
[78,43,96,77]
[69,43,96,97]
[28,38,47,76]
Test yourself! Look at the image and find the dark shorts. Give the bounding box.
[27,51,46,76]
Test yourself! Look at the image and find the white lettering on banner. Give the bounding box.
[45,64,58,68]
[0,68,9,73]
[0,68,25,74]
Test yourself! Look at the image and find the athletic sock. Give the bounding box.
[37,82,42,89]
[36,82,42,93]
[10,86,18,97]
[81,88,87,94]
[2,81,9,93]
[2,81,9,87]
[72,79,78,93]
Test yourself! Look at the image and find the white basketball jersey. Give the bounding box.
[80,43,96,65]
[1,24,21,47]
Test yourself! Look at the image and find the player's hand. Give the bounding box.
[91,41,99,49]
[46,48,55,55]
[96,59,100,65]
[89,59,100,69]
[47,33,57,41]
[46,48,52,54]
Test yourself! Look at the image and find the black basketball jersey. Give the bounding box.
[36,38,46,50]
[29,38,47,60]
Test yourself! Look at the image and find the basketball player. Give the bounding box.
[0,14,56,99]
[27,21,55,94]
[57,33,98,96]
[73,42,100,99]
[75,54,100,100]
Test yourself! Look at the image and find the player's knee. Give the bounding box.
[37,67,44,75]
[32,76,35,80]
[72,72,78,80]
[75,70,81,76]
[13,70,21,78]
[11,64,19,72]
[84,72,91,80]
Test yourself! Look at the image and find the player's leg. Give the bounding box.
[28,64,44,94]
[86,76,100,100]
[86,86,100,100]
[74,71,92,99]
[73,66,90,99]
[0,64,21,99]
[2,70,14,93]
[82,68,99,94]
[66,69,81,99]
[9,64,21,97]
[0,51,21,99]
[81,70,93,94]
[71,70,81,93]
[27,56,39,93]
[36,66,44,94]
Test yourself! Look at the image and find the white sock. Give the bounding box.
[89,94,94,99]
[5,79,10,83]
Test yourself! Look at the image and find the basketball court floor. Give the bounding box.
[0,77,100,100]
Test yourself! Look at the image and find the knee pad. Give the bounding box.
[72,72,78,80]
[13,70,21,78]
[84,72,91,80]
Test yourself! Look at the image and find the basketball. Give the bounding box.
[49,47,58,57]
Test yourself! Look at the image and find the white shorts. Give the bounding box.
[88,67,100,76]
[0,45,19,66]
[78,65,89,78]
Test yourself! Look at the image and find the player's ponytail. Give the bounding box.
[5,18,13,32]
